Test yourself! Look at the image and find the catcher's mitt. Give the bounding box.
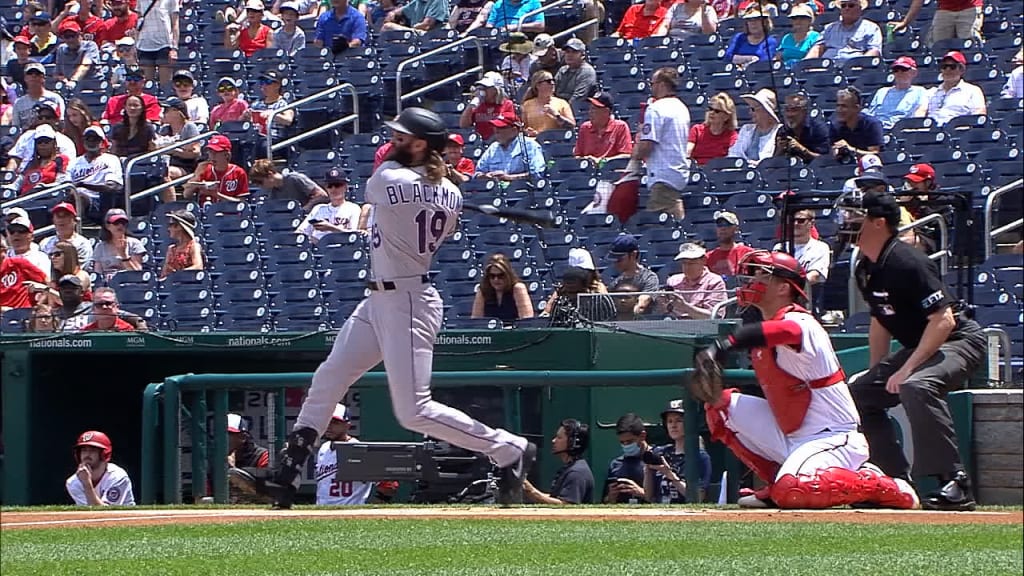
[688,344,725,405]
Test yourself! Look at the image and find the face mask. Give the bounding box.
[84,140,101,153]
[621,442,641,457]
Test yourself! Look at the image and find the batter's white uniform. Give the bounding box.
[315,439,375,505]
[65,463,136,506]
[295,160,528,468]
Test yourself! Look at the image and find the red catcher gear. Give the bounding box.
[749,305,845,434]
[771,467,918,509]
[735,250,808,307]
[705,388,781,484]
[75,430,113,462]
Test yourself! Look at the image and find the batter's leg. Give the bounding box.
[372,288,528,468]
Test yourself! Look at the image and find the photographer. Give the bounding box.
[523,419,595,504]
[775,93,829,163]
[829,87,882,161]
[602,413,650,504]
[547,266,616,327]
[644,400,712,504]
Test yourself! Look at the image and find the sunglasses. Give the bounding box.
[25,70,45,76]
[49,251,63,257]
[793,217,812,224]
[488,273,506,279]
[326,182,346,188]
[706,107,723,113]
[259,78,277,85]
[940,63,960,70]
[126,75,144,82]
[218,85,236,92]
[117,45,133,52]
[36,137,55,144]
[95,301,118,309]
[838,2,858,7]
[108,219,128,225]
[539,78,554,84]
[174,80,193,87]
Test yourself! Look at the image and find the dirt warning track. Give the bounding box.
[2,507,1020,530]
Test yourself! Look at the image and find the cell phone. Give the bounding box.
[641,451,662,466]
[309,219,324,224]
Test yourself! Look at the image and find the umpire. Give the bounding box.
[837,187,986,511]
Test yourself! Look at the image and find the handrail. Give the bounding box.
[848,212,950,313]
[983,178,1024,259]
[123,130,217,218]
[516,0,572,31]
[981,327,1014,387]
[395,36,485,114]
[2,181,76,212]
[266,82,360,158]
[549,18,599,41]
[710,295,737,319]
[129,172,194,205]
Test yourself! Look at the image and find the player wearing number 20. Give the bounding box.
[234,108,536,508]
[316,404,377,505]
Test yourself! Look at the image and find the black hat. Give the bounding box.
[660,399,685,420]
[861,190,901,225]
[384,107,448,153]
[162,97,189,117]
[124,64,144,79]
[259,70,282,83]
[172,69,195,83]
[325,168,349,185]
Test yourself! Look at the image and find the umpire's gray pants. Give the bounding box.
[850,321,986,481]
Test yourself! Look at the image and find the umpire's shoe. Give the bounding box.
[922,471,976,511]
[496,442,537,506]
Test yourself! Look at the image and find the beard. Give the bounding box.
[385,141,417,166]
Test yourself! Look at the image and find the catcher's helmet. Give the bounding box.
[736,250,808,307]
[384,107,448,153]
[75,430,113,462]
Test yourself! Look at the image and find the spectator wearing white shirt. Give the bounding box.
[67,126,125,223]
[1000,49,1023,100]
[923,50,986,126]
[39,202,94,270]
[729,88,781,167]
[295,168,362,243]
[4,213,51,281]
[773,208,830,285]
[170,70,210,126]
[7,101,77,173]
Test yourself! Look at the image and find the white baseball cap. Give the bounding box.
[331,403,350,422]
[227,413,247,433]
[674,243,707,260]
[568,247,596,271]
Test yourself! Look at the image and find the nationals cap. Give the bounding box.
[331,403,350,422]
[206,134,232,152]
[891,56,917,70]
[51,202,78,217]
[227,413,248,433]
[905,163,936,183]
[941,50,967,66]
[325,167,349,184]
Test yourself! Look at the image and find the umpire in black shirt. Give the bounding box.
[836,187,986,511]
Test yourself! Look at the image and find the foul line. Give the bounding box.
[2,514,219,528]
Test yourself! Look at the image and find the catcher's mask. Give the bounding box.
[833,187,901,242]
[74,430,113,463]
[735,250,808,308]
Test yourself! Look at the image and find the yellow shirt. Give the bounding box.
[521,96,574,134]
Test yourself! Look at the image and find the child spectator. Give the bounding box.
[183,134,250,203]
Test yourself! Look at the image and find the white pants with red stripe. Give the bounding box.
[295,282,528,468]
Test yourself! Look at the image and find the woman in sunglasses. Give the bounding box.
[209,77,250,127]
[92,208,147,280]
[12,124,71,197]
[471,253,534,323]
[686,92,738,166]
[521,70,575,136]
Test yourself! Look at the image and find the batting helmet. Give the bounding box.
[74,430,113,462]
[736,250,808,307]
[384,107,448,153]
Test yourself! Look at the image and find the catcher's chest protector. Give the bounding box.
[750,305,845,435]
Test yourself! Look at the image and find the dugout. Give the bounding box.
[1,327,912,505]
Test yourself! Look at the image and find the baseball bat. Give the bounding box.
[463,203,558,228]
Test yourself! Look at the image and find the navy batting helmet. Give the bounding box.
[385,107,448,153]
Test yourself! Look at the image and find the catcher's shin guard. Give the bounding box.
[705,389,781,484]
[771,467,920,510]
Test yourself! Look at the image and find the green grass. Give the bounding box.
[2,519,1022,576]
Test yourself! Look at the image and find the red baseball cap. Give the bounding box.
[941,51,967,66]
[447,133,465,146]
[490,114,520,128]
[904,163,936,183]
[51,202,78,217]
[58,19,82,34]
[891,56,917,70]
[13,35,31,46]
[206,134,232,152]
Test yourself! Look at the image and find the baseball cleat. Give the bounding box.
[496,442,537,506]
[228,467,298,509]
[737,486,776,508]
[922,471,976,511]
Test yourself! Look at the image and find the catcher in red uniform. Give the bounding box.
[688,250,919,509]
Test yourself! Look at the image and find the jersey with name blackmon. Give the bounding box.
[366,161,462,280]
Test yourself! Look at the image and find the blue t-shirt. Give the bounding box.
[650,444,712,504]
[603,454,645,503]
[778,30,820,68]
[865,85,928,130]
[724,33,778,63]
[486,0,544,29]
[830,112,884,152]
[315,5,368,46]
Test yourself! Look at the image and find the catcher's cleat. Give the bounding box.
[738,486,777,509]
[228,467,297,509]
[496,442,537,506]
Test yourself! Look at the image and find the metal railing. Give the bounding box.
[848,212,950,314]
[2,182,78,238]
[710,296,737,319]
[266,83,360,158]
[516,0,573,30]
[982,327,1014,387]
[123,130,217,218]
[395,37,485,114]
[983,178,1024,259]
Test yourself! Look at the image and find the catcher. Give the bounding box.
[688,250,919,509]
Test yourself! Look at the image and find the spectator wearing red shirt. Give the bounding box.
[225,0,275,57]
[459,74,516,140]
[96,0,139,50]
[705,211,755,277]
[183,134,250,204]
[209,77,250,127]
[613,0,667,40]
[444,133,476,183]
[81,287,136,331]
[102,66,161,122]
[53,0,104,41]
[13,125,71,196]
[0,236,47,312]
[687,92,738,166]
[573,91,633,162]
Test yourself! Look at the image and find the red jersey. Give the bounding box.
[196,163,250,203]
[937,0,981,10]
[18,156,69,196]
[82,317,136,331]
[614,4,667,39]
[472,100,516,140]
[454,157,476,177]
[238,25,272,57]
[705,243,755,277]
[573,118,633,159]
[72,14,105,40]
[0,256,47,309]
[103,92,162,123]
[96,13,139,46]
[210,99,250,126]
[688,124,738,166]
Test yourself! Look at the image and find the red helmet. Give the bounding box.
[74,430,113,462]
[735,250,808,307]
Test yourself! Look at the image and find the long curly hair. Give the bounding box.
[477,253,522,302]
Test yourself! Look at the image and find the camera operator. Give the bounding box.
[547,266,616,326]
[775,93,829,163]
[523,419,595,504]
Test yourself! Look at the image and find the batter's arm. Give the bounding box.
[868,317,892,367]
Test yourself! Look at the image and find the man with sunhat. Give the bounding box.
[606,234,660,315]
[295,167,362,243]
[67,125,125,223]
[11,63,67,130]
[183,134,250,203]
[40,202,94,268]
[924,50,986,127]
[102,64,161,122]
[706,211,755,277]
[475,113,546,182]
[246,70,293,139]
[573,91,633,163]
[865,56,928,129]
[663,242,727,319]
[54,19,101,85]
[497,32,536,86]
[553,38,597,102]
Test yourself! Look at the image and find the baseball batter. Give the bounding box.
[65,431,136,506]
[236,108,536,508]
[689,250,918,509]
